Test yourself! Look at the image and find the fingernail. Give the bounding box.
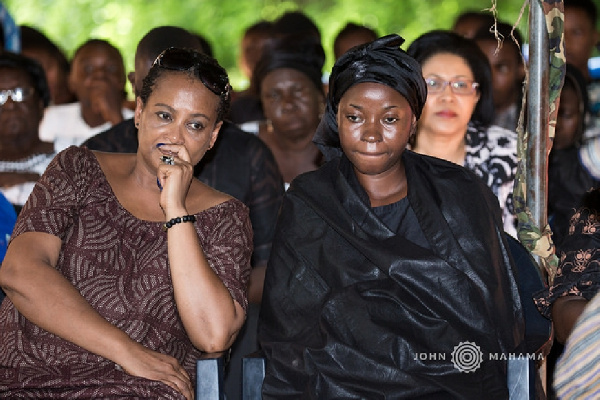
[156,143,166,148]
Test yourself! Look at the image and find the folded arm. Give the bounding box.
[0,232,193,399]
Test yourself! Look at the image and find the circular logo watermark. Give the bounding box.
[451,341,483,373]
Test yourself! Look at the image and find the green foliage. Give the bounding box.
[1,0,578,95]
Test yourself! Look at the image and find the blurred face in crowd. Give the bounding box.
[418,53,480,138]
[555,82,583,150]
[453,15,491,39]
[0,67,45,153]
[475,38,524,112]
[260,68,324,141]
[21,47,72,105]
[564,6,599,76]
[240,31,272,80]
[69,42,126,108]
[334,31,377,60]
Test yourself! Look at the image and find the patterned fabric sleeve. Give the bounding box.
[199,200,253,312]
[11,146,91,241]
[534,203,600,318]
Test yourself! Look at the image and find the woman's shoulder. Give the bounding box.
[404,150,499,204]
[485,124,518,144]
[190,180,247,215]
[404,150,478,180]
[52,145,101,173]
[476,124,518,155]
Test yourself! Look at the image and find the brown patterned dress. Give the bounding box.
[0,146,252,398]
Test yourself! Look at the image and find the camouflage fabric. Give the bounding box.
[513,0,564,283]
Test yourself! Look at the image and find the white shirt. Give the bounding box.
[39,102,134,152]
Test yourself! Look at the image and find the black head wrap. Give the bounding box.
[253,34,325,96]
[314,34,427,160]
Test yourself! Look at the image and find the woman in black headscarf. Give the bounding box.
[258,34,525,399]
[248,34,325,188]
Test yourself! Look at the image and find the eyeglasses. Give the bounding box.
[153,47,231,99]
[424,76,479,95]
[0,87,35,106]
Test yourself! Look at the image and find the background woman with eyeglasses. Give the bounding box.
[0,48,252,399]
[407,30,519,238]
[0,52,56,215]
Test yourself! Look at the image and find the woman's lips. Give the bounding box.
[435,110,458,118]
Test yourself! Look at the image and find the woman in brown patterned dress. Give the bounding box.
[0,48,252,399]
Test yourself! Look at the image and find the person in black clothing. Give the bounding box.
[548,64,600,250]
[259,34,525,399]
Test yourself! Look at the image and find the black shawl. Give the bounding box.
[258,150,525,399]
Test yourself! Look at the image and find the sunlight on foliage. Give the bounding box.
[2,0,572,95]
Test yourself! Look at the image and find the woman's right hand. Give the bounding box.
[117,342,194,400]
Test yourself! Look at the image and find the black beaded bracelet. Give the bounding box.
[163,215,197,232]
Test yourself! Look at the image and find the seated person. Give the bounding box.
[20,25,76,105]
[249,34,326,188]
[407,30,519,238]
[473,21,525,131]
[565,0,600,143]
[548,64,600,249]
[83,24,284,284]
[0,52,56,213]
[228,20,274,125]
[259,34,525,399]
[0,47,252,399]
[535,188,600,344]
[82,27,284,400]
[39,38,134,151]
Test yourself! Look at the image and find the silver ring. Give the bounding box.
[160,155,175,165]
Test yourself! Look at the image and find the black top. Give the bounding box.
[341,154,430,248]
[82,118,285,267]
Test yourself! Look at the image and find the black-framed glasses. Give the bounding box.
[0,87,35,106]
[153,47,230,98]
[424,76,479,95]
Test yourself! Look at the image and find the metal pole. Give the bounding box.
[527,2,552,394]
[527,0,550,248]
